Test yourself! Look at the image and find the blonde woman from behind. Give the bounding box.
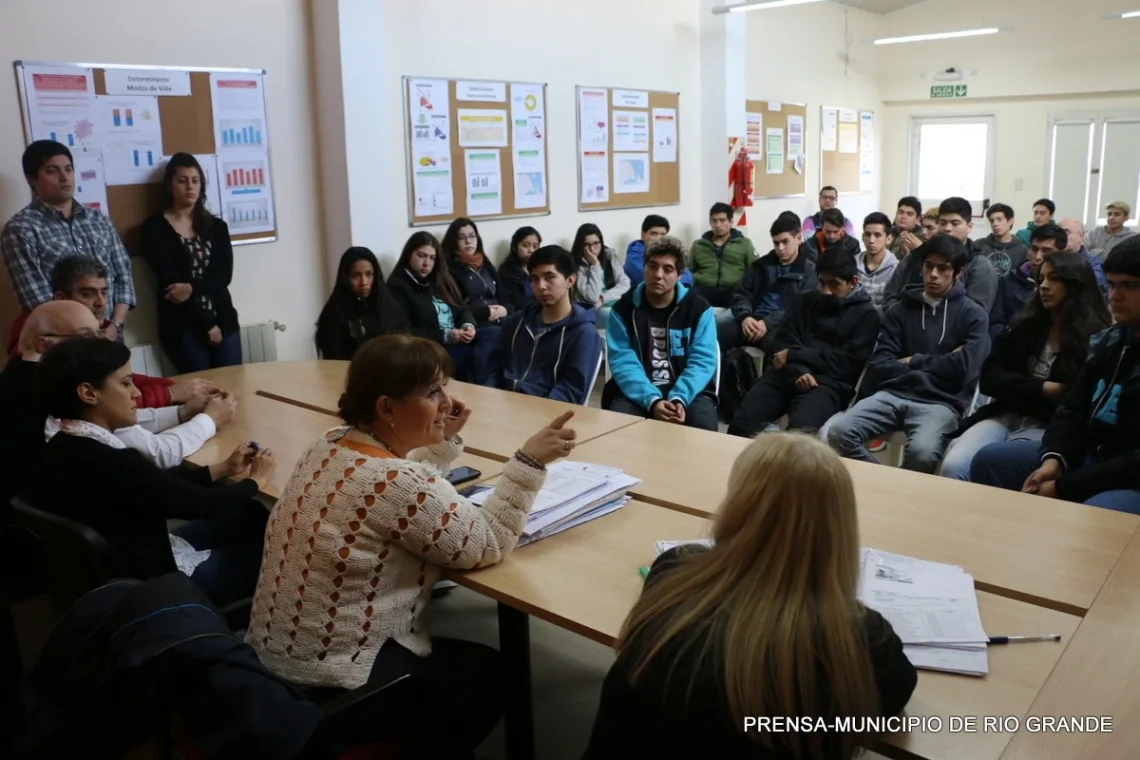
[585,432,917,759]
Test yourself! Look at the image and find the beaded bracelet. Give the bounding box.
[513,449,545,471]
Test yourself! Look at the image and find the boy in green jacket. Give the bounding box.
[690,202,756,308]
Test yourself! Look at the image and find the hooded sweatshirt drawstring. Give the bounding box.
[919,298,949,345]
[940,302,948,345]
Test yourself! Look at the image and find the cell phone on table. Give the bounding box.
[446,466,482,486]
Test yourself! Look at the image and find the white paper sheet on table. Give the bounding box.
[654,539,715,555]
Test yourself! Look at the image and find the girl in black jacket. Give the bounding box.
[387,231,492,383]
[141,153,241,373]
[32,338,276,607]
[497,226,541,313]
[586,433,915,760]
[314,247,407,360]
[939,251,1110,480]
[442,218,507,326]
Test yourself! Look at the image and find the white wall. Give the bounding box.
[0,0,326,361]
[359,0,705,273]
[746,3,884,242]
[877,0,1140,223]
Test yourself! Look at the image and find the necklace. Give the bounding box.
[359,425,401,457]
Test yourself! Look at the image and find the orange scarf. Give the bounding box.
[455,250,485,270]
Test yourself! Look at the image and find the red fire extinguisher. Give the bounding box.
[729,147,754,210]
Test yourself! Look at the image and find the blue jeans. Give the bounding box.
[172,501,267,607]
[970,440,1140,515]
[165,328,242,374]
[827,390,959,473]
[938,415,1045,481]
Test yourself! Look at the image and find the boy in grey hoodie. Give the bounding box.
[856,211,899,312]
[828,235,991,473]
[975,202,1029,277]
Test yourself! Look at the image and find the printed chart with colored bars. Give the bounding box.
[227,199,270,229]
[219,118,264,148]
[222,158,267,192]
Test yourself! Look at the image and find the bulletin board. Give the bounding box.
[403,77,550,226]
[745,100,807,199]
[576,86,680,212]
[819,105,875,195]
[14,61,278,253]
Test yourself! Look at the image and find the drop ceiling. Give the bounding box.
[834,0,929,13]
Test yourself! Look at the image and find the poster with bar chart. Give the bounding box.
[218,150,274,234]
[210,73,268,154]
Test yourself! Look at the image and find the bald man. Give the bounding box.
[1058,217,1107,296]
[0,302,236,512]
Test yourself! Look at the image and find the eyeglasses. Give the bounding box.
[457,234,478,243]
[585,241,602,250]
[820,195,837,201]
[1106,280,1140,292]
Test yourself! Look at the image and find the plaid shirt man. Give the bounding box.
[1,197,135,316]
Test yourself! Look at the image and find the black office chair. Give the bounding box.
[10,495,251,630]
[10,494,124,617]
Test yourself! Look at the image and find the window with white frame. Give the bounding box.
[909,115,995,222]
[1048,111,1140,228]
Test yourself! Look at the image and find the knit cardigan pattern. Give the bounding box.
[246,428,545,689]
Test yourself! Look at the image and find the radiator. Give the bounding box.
[129,320,286,377]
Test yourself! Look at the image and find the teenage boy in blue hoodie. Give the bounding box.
[605,236,718,430]
[828,234,991,473]
[484,245,603,405]
[624,214,692,287]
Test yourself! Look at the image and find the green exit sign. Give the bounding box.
[930,84,969,99]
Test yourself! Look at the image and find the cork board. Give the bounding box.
[577,87,680,212]
[746,100,807,199]
[404,77,550,226]
[820,105,873,195]
[15,62,276,253]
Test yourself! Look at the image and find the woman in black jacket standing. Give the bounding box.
[939,251,1110,480]
[141,153,241,373]
[314,247,407,360]
[498,226,541,313]
[388,231,492,382]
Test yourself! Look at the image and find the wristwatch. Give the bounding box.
[112,319,126,333]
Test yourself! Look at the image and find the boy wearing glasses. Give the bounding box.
[971,236,1140,515]
[802,186,855,236]
[727,248,880,438]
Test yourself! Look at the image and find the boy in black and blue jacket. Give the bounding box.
[605,236,718,430]
[484,246,603,405]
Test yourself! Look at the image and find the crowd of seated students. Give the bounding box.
[5,136,1140,754]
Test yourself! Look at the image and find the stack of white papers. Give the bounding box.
[466,461,640,546]
[859,549,989,677]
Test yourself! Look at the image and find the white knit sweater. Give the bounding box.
[246,427,545,689]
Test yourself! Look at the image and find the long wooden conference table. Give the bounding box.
[182,361,1140,760]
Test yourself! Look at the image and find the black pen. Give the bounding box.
[988,634,1061,645]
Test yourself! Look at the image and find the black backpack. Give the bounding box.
[718,347,759,420]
